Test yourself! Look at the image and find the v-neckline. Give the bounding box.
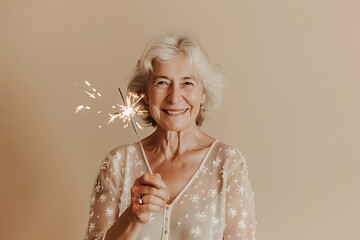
[137,139,218,207]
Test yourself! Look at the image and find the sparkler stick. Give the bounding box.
[117,88,142,142]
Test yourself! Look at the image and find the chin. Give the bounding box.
[158,122,195,132]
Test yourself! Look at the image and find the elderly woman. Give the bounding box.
[85,33,256,240]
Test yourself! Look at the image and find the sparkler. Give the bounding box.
[74,80,147,139]
[109,88,147,141]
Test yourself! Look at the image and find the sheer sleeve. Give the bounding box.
[223,150,256,240]
[84,153,123,240]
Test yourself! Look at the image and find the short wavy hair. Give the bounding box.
[127,32,224,127]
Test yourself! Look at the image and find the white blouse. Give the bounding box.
[84,140,256,240]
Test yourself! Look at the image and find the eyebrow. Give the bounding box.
[153,75,194,80]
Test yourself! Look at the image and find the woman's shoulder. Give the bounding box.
[212,140,246,160]
[107,142,139,159]
[210,140,248,172]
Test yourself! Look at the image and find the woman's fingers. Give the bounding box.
[130,173,170,224]
[135,185,168,202]
[138,173,166,189]
[131,201,163,214]
[132,194,166,207]
[132,173,169,202]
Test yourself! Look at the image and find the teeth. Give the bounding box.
[165,109,188,114]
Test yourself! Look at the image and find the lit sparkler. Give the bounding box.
[108,89,148,140]
[108,92,146,125]
[74,80,147,137]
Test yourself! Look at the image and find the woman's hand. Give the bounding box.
[130,173,168,224]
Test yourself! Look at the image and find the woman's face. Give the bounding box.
[146,53,206,131]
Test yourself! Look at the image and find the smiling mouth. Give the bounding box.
[162,108,189,115]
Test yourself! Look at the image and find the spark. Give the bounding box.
[108,113,119,124]
[85,80,91,86]
[136,122,144,129]
[75,105,84,113]
[85,91,96,99]
[97,93,101,97]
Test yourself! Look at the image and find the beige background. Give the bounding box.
[1,0,359,239]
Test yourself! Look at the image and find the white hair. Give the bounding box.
[128,32,224,126]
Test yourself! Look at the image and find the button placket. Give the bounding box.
[162,205,172,240]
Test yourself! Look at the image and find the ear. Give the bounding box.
[142,91,148,104]
[201,89,206,104]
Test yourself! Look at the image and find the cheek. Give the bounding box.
[187,91,204,107]
[148,95,162,119]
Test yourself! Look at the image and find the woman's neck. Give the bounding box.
[142,124,211,159]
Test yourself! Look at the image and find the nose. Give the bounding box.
[167,84,181,104]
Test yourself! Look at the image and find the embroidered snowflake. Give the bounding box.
[208,189,217,199]
[89,209,94,218]
[104,207,114,216]
[236,185,245,195]
[135,159,143,167]
[190,226,201,237]
[212,157,221,167]
[99,194,107,202]
[228,208,238,217]
[190,194,199,203]
[115,151,121,161]
[143,236,150,240]
[101,159,110,170]
[94,232,104,240]
[88,222,95,232]
[238,220,246,229]
[210,202,217,213]
[225,148,237,157]
[149,213,154,222]
[90,196,95,206]
[125,196,131,206]
[212,216,220,225]
[199,165,208,174]
[94,182,101,193]
[195,211,207,222]
[127,145,136,152]
[241,209,249,219]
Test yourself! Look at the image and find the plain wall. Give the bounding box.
[0,0,359,239]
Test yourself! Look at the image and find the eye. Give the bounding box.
[184,81,194,86]
[156,81,167,85]
[154,80,171,88]
[155,80,170,86]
